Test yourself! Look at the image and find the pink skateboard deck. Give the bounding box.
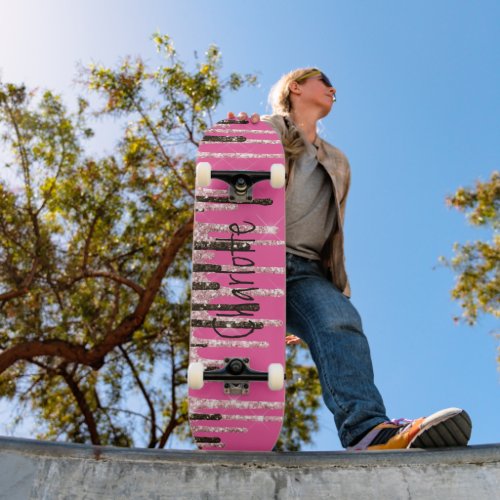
[188,118,286,451]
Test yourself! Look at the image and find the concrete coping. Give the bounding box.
[1,435,500,469]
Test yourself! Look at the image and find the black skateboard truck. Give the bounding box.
[204,357,269,395]
[211,170,271,203]
[188,358,285,394]
[196,162,285,203]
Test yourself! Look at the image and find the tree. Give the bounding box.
[0,34,322,449]
[443,171,499,336]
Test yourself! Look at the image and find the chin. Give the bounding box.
[319,106,332,119]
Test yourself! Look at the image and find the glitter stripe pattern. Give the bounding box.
[191,287,284,300]
[198,442,225,449]
[190,397,285,411]
[195,194,273,205]
[198,152,283,159]
[195,222,279,237]
[192,264,284,274]
[189,119,285,451]
[190,413,283,422]
[201,136,281,145]
[191,312,283,327]
[189,351,225,368]
[208,127,276,134]
[190,334,270,348]
[194,239,284,249]
[191,425,248,433]
[196,203,238,212]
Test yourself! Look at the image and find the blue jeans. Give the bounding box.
[286,253,388,447]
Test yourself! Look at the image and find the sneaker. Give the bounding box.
[348,407,472,451]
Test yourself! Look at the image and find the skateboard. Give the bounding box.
[187,118,286,451]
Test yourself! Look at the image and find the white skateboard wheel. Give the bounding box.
[188,362,205,390]
[196,162,212,187]
[268,363,284,391]
[270,164,286,189]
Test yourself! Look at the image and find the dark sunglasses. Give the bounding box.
[296,70,334,89]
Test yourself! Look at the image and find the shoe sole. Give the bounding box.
[409,408,472,448]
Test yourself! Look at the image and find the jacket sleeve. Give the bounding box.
[338,155,351,226]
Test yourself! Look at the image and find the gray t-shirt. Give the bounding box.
[286,140,337,260]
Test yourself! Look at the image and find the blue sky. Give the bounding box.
[0,0,498,450]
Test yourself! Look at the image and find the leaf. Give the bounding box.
[443,171,499,329]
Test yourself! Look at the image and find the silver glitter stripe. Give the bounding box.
[191,287,284,300]
[239,266,285,274]
[192,425,248,433]
[193,250,216,260]
[193,239,284,248]
[201,139,281,145]
[198,442,225,449]
[249,239,284,246]
[190,397,285,410]
[191,312,283,327]
[190,352,225,368]
[244,139,281,144]
[209,127,276,135]
[198,152,283,159]
[195,222,278,237]
[196,204,238,212]
[190,334,269,348]
[195,265,285,274]
[196,187,227,196]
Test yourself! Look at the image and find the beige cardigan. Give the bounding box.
[262,114,352,297]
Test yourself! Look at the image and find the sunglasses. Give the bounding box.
[296,69,334,89]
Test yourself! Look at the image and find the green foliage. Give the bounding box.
[274,346,322,451]
[0,34,322,450]
[442,171,499,327]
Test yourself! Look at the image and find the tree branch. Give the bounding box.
[35,143,68,217]
[158,336,180,448]
[0,216,193,374]
[82,207,102,271]
[0,257,39,302]
[58,365,101,445]
[119,345,157,447]
[130,94,194,198]
[81,182,125,271]
[0,217,32,256]
[83,270,145,296]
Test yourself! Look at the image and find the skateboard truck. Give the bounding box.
[196,163,286,203]
[208,358,267,395]
[188,358,285,394]
[212,171,270,203]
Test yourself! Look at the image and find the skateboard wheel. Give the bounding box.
[196,162,212,187]
[270,164,285,189]
[268,363,285,391]
[188,362,205,390]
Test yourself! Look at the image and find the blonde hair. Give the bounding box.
[268,67,319,184]
[268,67,318,115]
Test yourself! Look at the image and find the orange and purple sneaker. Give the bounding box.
[348,408,472,451]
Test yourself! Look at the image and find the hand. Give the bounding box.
[285,335,303,346]
[227,111,260,123]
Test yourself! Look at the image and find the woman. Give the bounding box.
[227,68,471,450]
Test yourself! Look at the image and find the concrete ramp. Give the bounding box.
[0,436,499,499]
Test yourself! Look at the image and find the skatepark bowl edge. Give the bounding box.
[1,436,500,499]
